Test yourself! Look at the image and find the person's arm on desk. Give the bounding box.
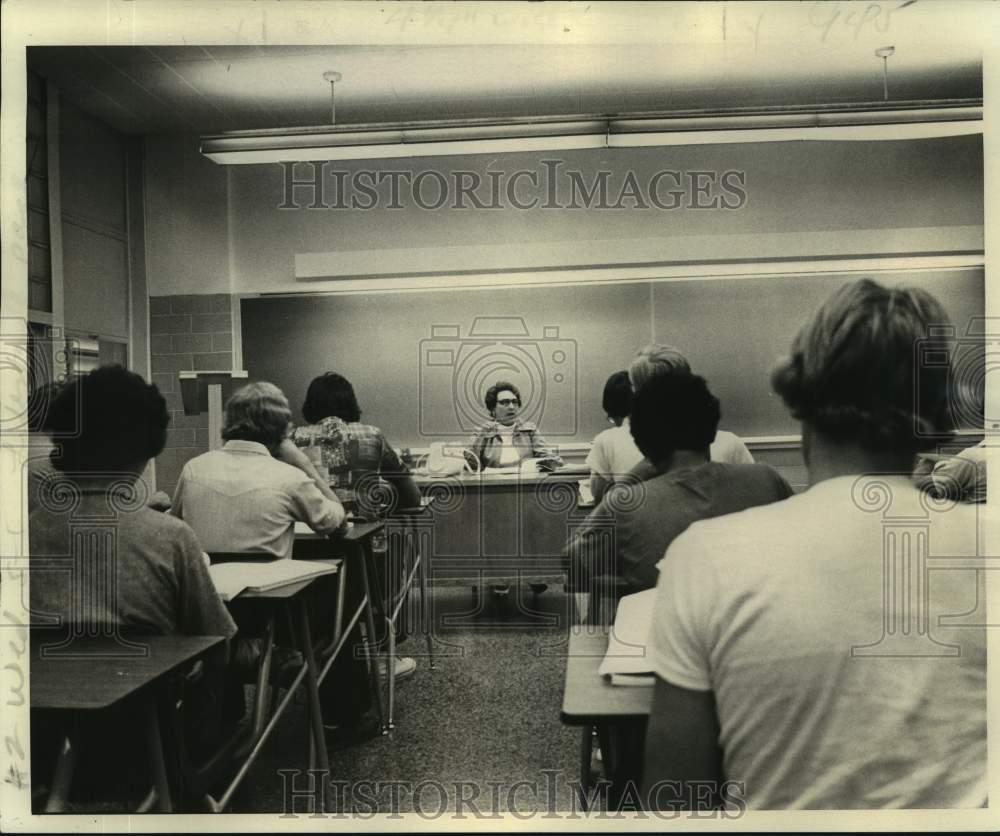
[466,425,492,470]
[379,435,422,509]
[522,424,562,467]
[564,498,619,594]
[289,477,346,536]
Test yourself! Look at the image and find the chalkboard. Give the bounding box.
[241,266,983,447]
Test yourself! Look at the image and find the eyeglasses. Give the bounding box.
[496,398,520,407]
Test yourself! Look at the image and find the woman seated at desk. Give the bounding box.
[291,371,421,683]
[467,380,562,471]
[291,371,420,514]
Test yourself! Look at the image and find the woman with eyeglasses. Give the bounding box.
[467,380,562,470]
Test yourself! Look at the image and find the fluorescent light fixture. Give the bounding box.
[201,104,982,164]
[609,107,983,146]
[202,119,608,164]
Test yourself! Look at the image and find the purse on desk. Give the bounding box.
[424,442,480,478]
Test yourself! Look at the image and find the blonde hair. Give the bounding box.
[222,381,292,447]
[771,278,953,454]
[628,344,691,391]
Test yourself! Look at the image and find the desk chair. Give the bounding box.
[160,658,254,810]
[381,497,436,729]
[575,573,629,793]
[198,552,342,812]
[31,632,223,813]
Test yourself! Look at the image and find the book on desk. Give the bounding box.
[598,588,656,687]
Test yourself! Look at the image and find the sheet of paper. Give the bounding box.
[209,559,338,600]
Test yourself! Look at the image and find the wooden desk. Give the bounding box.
[560,630,652,808]
[414,469,587,582]
[31,633,224,813]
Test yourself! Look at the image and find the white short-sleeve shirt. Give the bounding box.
[650,475,986,809]
[586,419,753,480]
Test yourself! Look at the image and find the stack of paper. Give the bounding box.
[598,588,657,686]
[209,559,339,602]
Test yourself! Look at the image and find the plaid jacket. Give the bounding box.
[291,416,416,513]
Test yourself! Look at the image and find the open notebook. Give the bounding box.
[597,588,657,687]
[208,559,339,602]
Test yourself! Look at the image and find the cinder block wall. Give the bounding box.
[149,294,232,495]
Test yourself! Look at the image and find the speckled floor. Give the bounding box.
[230,583,586,815]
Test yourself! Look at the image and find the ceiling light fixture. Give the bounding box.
[323,70,342,125]
[200,101,981,165]
[875,46,896,102]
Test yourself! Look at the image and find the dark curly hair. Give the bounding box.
[601,371,632,424]
[770,278,953,456]
[485,381,521,414]
[629,372,720,463]
[302,372,362,424]
[47,365,169,473]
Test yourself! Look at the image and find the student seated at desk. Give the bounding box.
[29,366,239,765]
[585,370,634,505]
[620,345,754,486]
[642,280,986,810]
[567,372,791,594]
[292,371,420,513]
[25,380,173,513]
[172,381,381,746]
[291,371,421,680]
[171,381,345,556]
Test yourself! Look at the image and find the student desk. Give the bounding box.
[293,521,389,729]
[414,468,588,584]
[31,633,225,813]
[297,511,434,731]
[204,560,340,813]
[560,630,652,808]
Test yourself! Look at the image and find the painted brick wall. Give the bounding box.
[149,293,233,495]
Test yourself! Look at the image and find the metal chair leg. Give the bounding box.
[386,615,396,731]
[413,524,435,669]
[358,543,388,734]
[44,732,77,813]
[141,696,174,812]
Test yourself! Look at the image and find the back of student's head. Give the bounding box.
[301,372,361,424]
[771,278,953,457]
[630,372,720,463]
[629,343,691,392]
[48,365,169,473]
[601,370,632,424]
[223,381,292,448]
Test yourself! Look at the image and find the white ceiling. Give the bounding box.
[26,9,984,135]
